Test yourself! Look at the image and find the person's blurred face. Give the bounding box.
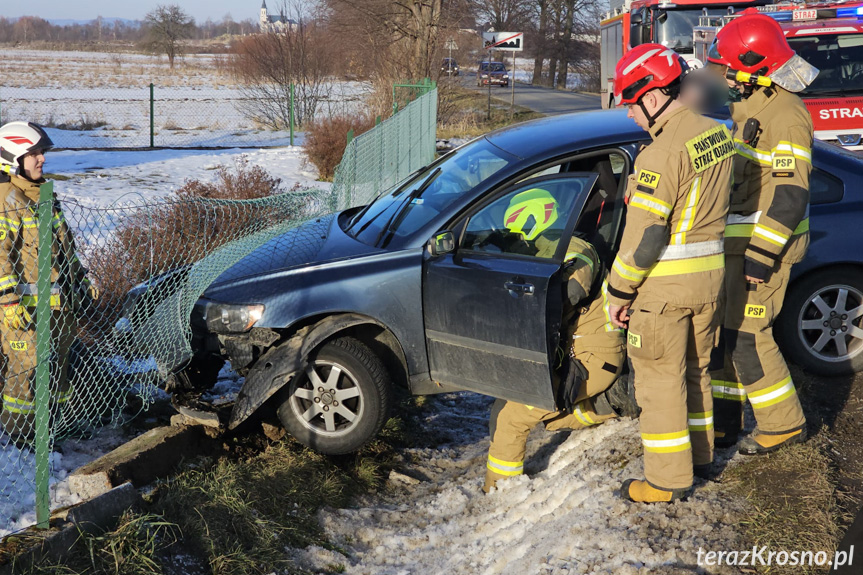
[21,149,46,181]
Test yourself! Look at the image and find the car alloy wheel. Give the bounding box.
[276,336,391,454]
[290,359,365,437]
[777,268,863,375]
[797,282,863,364]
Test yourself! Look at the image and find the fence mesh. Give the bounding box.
[0,87,437,536]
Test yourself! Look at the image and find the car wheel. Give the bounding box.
[776,268,863,375]
[276,336,391,454]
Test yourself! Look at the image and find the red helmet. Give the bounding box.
[710,10,795,76]
[613,44,685,105]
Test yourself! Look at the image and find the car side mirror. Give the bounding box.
[429,231,455,256]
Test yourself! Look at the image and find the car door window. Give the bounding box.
[810,167,843,205]
[461,175,592,259]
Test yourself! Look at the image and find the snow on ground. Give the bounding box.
[0,143,323,538]
[302,392,747,575]
[0,48,372,148]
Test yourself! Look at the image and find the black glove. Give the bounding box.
[558,355,589,414]
[743,257,770,281]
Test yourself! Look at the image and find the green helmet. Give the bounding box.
[504,188,558,240]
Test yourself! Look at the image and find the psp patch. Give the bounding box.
[745,304,767,319]
[637,170,661,189]
[0,230,6,241]
[10,341,27,352]
[627,332,642,348]
[772,156,796,171]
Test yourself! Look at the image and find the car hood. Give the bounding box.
[204,213,382,290]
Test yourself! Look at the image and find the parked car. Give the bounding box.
[477,61,509,87]
[441,57,460,76]
[121,108,863,454]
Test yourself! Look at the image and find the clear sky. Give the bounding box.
[4,1,266,23]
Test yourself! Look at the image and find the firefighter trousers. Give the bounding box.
[485,348,623,492]
[0,309,76,442]
[710,256,806,436]
[628,299,719,491]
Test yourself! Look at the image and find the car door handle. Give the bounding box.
[504,281,535,295]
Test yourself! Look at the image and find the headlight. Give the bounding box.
[481,74,488,78]
[204,301,264,334]
[503,74,509,79]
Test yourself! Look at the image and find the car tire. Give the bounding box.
[775,267,863,375]
[276,336,391,454]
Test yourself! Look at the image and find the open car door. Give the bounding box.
[422,173,599,410]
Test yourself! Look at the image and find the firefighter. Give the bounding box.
[706,12,816,455]
[607,44,734,503]
[485,188,626,493]
[0,121,96,443]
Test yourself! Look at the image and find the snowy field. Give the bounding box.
[0,49,371,148]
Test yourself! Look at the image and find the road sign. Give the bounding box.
[482,31,524,52]
[445,39,458,50]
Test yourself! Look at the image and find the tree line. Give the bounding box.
[3,1,603,90]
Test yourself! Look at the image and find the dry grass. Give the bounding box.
[437,86,544,140]
[724,435,842,575]
[18,390,427,575]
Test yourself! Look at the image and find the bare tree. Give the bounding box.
[231,4,332,128]
[471,0,532,32]
[145,4,195,69]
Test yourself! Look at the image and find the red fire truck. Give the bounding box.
[600,0,768,108]
[693,1,863,149]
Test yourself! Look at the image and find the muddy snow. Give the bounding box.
[293,392,748,575]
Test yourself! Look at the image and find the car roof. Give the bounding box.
[484,109,647,159]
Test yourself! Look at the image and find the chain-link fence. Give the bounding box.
[332,83,438,211]
[0,87,437,536]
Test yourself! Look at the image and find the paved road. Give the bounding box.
[451,74,602,116]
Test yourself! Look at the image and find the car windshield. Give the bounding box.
[788,34,863,96]
[655,8,727,51]
[489,63,506,72]
[344,139,515,247]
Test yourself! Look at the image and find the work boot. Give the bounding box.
[620,479,691,503]
[738,426,807,456]
[694,463,714,480]
[602,371,641,419]
[714,429,739,449]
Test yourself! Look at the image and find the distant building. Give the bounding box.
[260,0,296,33]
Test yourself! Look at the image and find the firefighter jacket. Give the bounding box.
[727,86,812,278]
[0,174,90,309]
[607,105,734,307]
[536,235,625,354]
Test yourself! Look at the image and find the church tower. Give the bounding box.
[260,0,269,31]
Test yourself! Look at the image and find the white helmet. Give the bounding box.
[0,122,54,169]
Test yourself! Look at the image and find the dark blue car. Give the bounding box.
[177,109,863,454]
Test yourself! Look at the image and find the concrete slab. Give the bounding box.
[69,425,216,499]
[0,483,141,575]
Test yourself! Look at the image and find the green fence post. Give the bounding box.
[149,83,155,148]
[289,83,295,147]
[34,181,53,528]
[347,128,354,146]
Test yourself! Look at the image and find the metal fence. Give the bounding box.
[0,86,438,538]
[332,83,438,211]
[0,82,367,150]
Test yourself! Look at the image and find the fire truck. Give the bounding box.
[600,0,768,108]
[693,1,863,149]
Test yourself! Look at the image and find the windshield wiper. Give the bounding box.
[375,167,442,248]
[345,166,426,235]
